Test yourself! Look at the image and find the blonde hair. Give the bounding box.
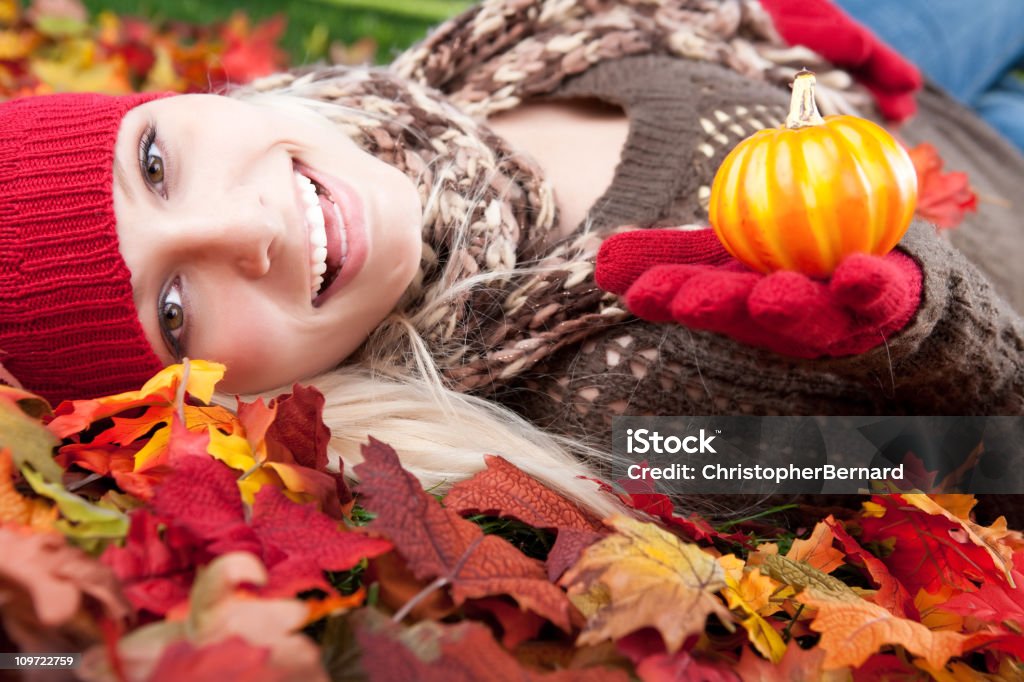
[215,74,627,518]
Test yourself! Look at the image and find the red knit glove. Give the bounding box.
[758,0,922,122]
[595,229,922,359]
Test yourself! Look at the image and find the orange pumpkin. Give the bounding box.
[708,70,918,277]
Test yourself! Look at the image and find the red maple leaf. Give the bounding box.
[466,597,546,649]
[858,495,1003,596]
[940,560,1024,630]
[236,387,351,515]
[850,654,926,682]
[616,629,740,682]
[140,455,389,597]
[546,527,604,582]
[610,468,751,546]
[218,12,288,84]
[354,438,573,631]
[353,608,628,682]
[266,385,351,506]
[265,385,333,473]
[101,509,200,617]
[249,485,384,596]
[148,637,274,682]
[824,516,917,618]
[906,142,978,229]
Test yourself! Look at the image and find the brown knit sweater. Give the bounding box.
[493,56,1024,448]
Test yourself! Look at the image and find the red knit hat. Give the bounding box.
[0,92,169,405]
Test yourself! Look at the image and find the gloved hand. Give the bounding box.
[758,0,922,122]
[595,228,922,358]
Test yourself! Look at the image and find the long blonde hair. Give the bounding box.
[216,73,626,518]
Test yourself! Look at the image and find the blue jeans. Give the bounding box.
[835,0,1024,151]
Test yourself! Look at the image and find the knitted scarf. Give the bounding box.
[243,0,857,393]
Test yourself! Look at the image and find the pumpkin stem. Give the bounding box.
[785,69,825,129]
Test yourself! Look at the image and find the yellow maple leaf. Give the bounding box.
[718,554,786,663]
[29,38,132,94]
[799,587,968,671]
[143,42,186,92]
[915,584,965,632]
[49,360,226,439]
[0,449,57,531]
[206,428,278,504]
[0,29,41,61]
[929,494,977,520]
[0,0,19,26]
[134,360,225,405]
[95,10,119,45]
[561,515,732,652]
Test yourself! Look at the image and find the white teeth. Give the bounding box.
[309,222,327,247]
[295,168,331,301]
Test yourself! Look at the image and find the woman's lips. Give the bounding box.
[294,161,368,307]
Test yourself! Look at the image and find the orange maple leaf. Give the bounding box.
[785,520,845,574]
[444,454,604,532]
[48,360,225,439]
[798,587,967,670]
[906,142,978,229]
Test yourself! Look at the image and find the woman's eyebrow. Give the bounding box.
[113,154,135,203]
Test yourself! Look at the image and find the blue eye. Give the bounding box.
[138,126,166,193]
[159,277,186,359]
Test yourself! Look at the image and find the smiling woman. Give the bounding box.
[2,0,1024,518]
[110,94,421,393]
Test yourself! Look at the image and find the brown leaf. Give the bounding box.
[561,515,731,652]
[445,455,603,532]
[354,438,572,630]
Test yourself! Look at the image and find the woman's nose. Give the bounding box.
[175,196,280,278]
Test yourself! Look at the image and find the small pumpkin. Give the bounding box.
[708,70,918,277]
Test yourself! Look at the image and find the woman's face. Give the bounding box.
[113,94,422,394]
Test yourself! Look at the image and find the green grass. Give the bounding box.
[80,0,471,64]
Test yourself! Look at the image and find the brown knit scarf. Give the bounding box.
[242,0,860,393]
